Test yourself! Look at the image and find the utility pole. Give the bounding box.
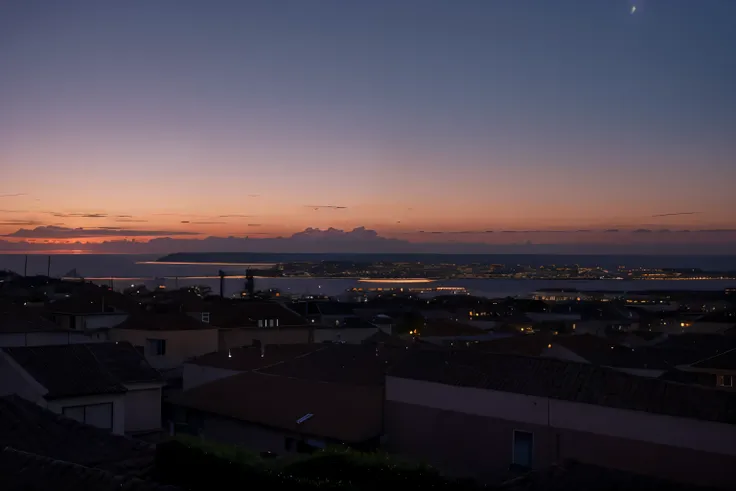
[47,256,51,277]
[24,255,28,277]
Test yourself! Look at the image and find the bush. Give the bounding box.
[155,437,483,491]
[155,438,338,491]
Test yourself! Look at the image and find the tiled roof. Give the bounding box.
[388,349,736,425]
[0,447,177,491]
[659,369,717,388]
[630,330,666,341]
[468,334,554,357]
[83,342,163,385]
[256,343,412,386]
[553,334,649,367]
[0,395,154,473]
[314,302,361,316]
[188,344,321,371]
[640,334,736,368]
[690,348,736,371]
[47,292,138,314]
[172,371,383,443]
[498,460,718,491]
[421,319,487,337]
[361,329,416,347]
[3,342,161,399]
[0,305,70,333]
[115,311,214,331]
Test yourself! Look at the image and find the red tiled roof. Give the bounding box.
[172,371,383,443]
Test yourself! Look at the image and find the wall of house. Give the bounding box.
[123,384,163,434]
[109,329,219,370]
[54,313,128,331]
[219,327,311,350]
[384,376,736,488]
[81,314,129,330]
[182,363,241,391]
[0,352,47,404]
[46,393,126,435]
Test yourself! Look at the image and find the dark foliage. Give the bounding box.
[154,439,482,491]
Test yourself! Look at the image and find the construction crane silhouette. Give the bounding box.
[218,269,255,298]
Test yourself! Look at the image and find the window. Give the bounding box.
[718,375,733,388]
[147,338,166,356]
[512,430,533,468]
[201,312,210,323]
[62,403,113,430]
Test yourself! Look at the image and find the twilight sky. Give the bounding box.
[1,0,735,252]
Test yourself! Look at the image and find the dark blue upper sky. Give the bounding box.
[1,0,735,246]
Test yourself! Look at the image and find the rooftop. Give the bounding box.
[361,329,417,347]
[0,395,154,473]
[499,459,718,491]
[172,371,383,443]
[388,349,736,425]
[0,447,177,491]
[2,342,161,399]
[47,292,137,315]
[188,344,321,371]
[256,343,412,386]
[0,304,70,334]
[469,333,554,357]
[690,348,736,371]
[207,301,308,328]
[420,319,488,337]
[658,369,717,388]
[114,311,214,331]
